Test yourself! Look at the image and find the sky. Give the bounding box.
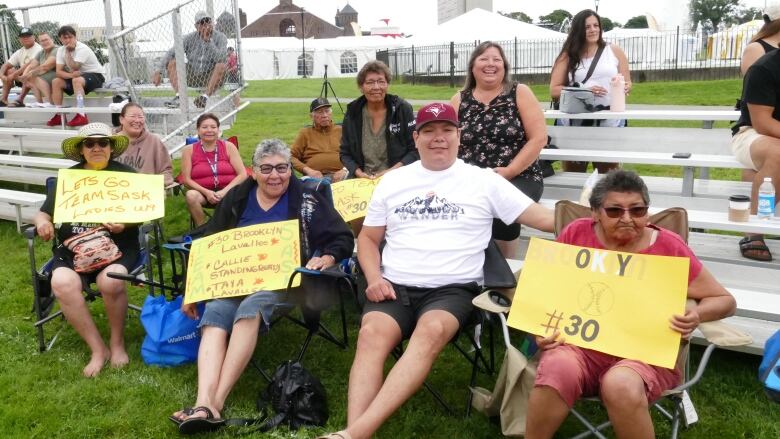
[2,0,774,32]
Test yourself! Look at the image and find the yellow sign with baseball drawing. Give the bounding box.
[184,220,301,304]
[507,238,689,368]
[53,169,165,223]
[330,177,382,221]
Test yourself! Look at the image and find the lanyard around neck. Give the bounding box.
[201,142,219,189]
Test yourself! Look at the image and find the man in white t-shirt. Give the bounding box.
[321,103,554,439]
[0,27,41,107]
[47,25,105,128]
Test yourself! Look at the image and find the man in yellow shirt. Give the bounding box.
[291,97,347,181]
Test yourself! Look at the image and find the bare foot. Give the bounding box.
[83,348,110,377]
[110,347,129,368]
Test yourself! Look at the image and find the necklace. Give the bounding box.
[200,141,219,189]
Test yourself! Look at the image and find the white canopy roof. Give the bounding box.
[405,8,566,46]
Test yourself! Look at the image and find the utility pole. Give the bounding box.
[301,8,306,78]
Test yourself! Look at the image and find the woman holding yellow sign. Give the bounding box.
[170,139,353,434]
[33,123,139,378]
[525,171,736,439]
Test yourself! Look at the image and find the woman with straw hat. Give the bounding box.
[32,122,140,377]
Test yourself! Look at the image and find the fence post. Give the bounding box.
[394,51,398,80]
[513,37,518,78]
[172,8,191,118]
[103,0,118,79]
[21,8,29,27]
[449,41,455,87]
[0,17,7,62]
[411,45,415,85]
[674,25,680,80]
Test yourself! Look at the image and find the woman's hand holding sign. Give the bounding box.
[669,308,700,340]
[536,331,565,351]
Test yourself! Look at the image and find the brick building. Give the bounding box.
[241,0,359,39]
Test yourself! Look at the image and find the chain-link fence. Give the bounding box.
[382,25,763,85]
[0,0,244,145]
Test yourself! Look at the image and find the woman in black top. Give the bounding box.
[450,41,547,258]
[33,123,137,377]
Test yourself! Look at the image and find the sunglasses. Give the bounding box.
[83,138,111,148]
[601,206,649,218]
[256,164,290,175]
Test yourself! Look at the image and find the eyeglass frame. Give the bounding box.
[600,205,649,219]
[363,79,388,89]
[255,163,291,175]
[82,138,111,149]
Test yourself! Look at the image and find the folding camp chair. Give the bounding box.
[553,200,752,439]
[386,239,515,417]
[26,221,163,352]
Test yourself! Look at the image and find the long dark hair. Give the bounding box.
[462,41,511,92]
[751,19,780,44]
[556,9,605,83]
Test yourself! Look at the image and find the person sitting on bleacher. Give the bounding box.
[115,102,174,187]
[0,27,41,107]
[524,170,736,439]
[170,139,354,434]
[21,31,59,108]
[151,11,228,110]
[32,123,138,378]
[46,25,105,128]
[291,97,347,182]
[731,47,780,261]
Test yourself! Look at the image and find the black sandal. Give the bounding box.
[8,100,25,107]
[739,236,773,262]
[178,406,225,435]
[168,407,194,426]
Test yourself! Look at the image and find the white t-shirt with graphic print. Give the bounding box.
[364,159,533,288]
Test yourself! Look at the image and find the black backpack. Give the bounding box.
[257,360,329,431]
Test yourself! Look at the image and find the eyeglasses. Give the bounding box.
[601,206,649,218]
[198,18,211,25]
[256,163,290,175]
[83,138,111,149]
[364,79,388,88]
[123,114,145,120]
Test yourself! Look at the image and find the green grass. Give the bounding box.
[1,78,778,438]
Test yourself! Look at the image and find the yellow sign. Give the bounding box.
[507,238,689,368]
[184,220,301,304]
[53,169,165,223]
[331,177,381,221]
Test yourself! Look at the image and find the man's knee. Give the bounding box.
[356,312,401,353]
[412,315,455,347]
[600,367,647,409]
[97,265,127,296]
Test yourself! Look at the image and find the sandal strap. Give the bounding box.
[190,406,216,420]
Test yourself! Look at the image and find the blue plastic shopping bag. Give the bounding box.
[140,294,203,367]
[760,330,780,403]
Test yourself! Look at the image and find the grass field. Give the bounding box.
[1,78,779,438]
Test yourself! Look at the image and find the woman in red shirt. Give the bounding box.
[180,113,247,226]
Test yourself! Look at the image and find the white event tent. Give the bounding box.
[398,8,567,74]
[707,21,762,61]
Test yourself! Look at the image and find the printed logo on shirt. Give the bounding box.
[394,191,464,221]
[388,122,400,134]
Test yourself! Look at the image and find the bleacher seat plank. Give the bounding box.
[539,149,744,169]
[0,155,76,169]
[0,166,55,186]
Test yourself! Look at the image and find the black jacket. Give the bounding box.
[339,93,418,176]
[204,177,354,264]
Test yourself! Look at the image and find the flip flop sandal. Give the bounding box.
[178,406,225,435]
[168,407,194,426]
[8,100,25,107]
[739,236,773,262]
[317,431,352,439]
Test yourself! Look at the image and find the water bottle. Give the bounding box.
[609,74,626,112]
[76,94,84,108]
[758,177,775,220]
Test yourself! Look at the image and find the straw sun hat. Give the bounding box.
[61,122,129,162]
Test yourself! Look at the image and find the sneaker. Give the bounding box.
[66,113,89,127]
[193,95,208,108]
[46,114,62,127]
[29,102,42,108]
[39,102,55,108]
[164,95,180,108]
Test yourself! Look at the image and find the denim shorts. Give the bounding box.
[199,291,287,334]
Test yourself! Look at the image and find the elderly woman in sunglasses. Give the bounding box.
[525,170,735,439]
[32,122,139,378]
[171,139,354,434]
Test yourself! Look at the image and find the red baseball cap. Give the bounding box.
[415,102,458,131]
